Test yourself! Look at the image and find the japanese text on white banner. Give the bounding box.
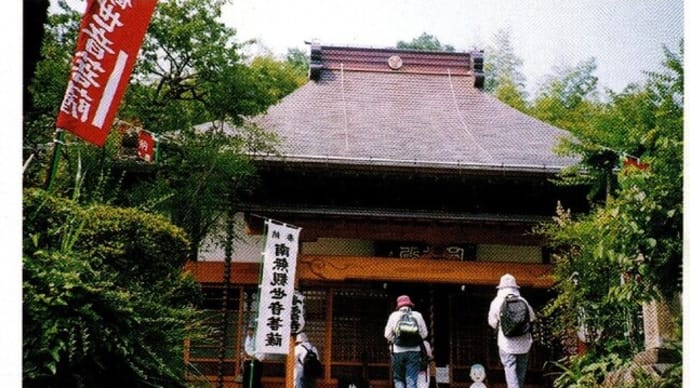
[255,221,300,354]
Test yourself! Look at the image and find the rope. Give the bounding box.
[446,69,494,162]
[340,63,350,153]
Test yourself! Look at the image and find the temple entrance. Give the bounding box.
[187,278,561,387]
[299,281,560,388]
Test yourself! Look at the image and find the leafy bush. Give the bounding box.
[549,353,627,387]
[23,188,203,387]
[549,342,682,388]
[536,41,682,388]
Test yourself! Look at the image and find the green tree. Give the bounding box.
[531,57,601,130]
[24,0,300,193]
[537,41,682,386]
[248,54,308,104]
[22,2,301,384]
[531,58,609,202]
[484,29,527,94]
[124,0,287,131]
[23,188,204,387]
[23,3,82,188]
[123,126,277,260]
[286,47,310,76]
[396,32,455,52]
[494,75,529,112]
[24,0,298,253]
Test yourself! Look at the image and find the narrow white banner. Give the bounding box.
[255,220,301,354]
[291,291,305,335]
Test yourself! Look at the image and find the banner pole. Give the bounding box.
[249,360,255,388]
[45,129,65,192]
[216,211,236,388]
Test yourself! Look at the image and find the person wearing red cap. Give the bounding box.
[384,295,428,388]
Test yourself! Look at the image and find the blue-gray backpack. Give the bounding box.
[499,294,531,337]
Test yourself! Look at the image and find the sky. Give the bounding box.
[222,0,684,96]
[44,0,684,95]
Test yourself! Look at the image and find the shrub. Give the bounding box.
[23,188,202,387]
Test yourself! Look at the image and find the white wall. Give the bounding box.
[302,238,375,256]
[197,212,263,262]
[476,244,542,263]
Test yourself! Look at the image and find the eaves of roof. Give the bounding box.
[240,204,550,225]
[251,152,568,175]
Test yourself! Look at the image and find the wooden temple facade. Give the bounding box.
[185,44,590,388]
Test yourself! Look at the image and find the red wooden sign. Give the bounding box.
[623,156,649,171]
[136,130,156,162]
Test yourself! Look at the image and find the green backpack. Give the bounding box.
[394,311,422,346]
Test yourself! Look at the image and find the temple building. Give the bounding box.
[185,43,590,388]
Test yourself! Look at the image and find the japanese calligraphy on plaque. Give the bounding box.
[374,241,477,261]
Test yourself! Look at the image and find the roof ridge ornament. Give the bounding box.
[387,55,403,70]
[470,50,485,89]
[309,42,323,81]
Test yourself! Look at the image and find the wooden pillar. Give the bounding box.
[285,336,296,388]
[325,288,334,382]
[428,286,435,347]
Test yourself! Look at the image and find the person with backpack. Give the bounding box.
[294,332,322,388]
[487,274,536,388]
[384,295,429,388]
[417,339,434,388]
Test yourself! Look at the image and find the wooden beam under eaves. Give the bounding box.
[298,255,554,288]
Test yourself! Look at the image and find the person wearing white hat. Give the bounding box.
[487,274,536,388]
[294,332,320,388]
[384,295,429,388]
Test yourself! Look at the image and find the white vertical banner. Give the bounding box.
[291,291,305,335]
[255,220,301,354]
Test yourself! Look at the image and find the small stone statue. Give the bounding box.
[469,363,487,388]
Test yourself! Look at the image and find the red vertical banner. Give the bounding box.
[56,0,157,147]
